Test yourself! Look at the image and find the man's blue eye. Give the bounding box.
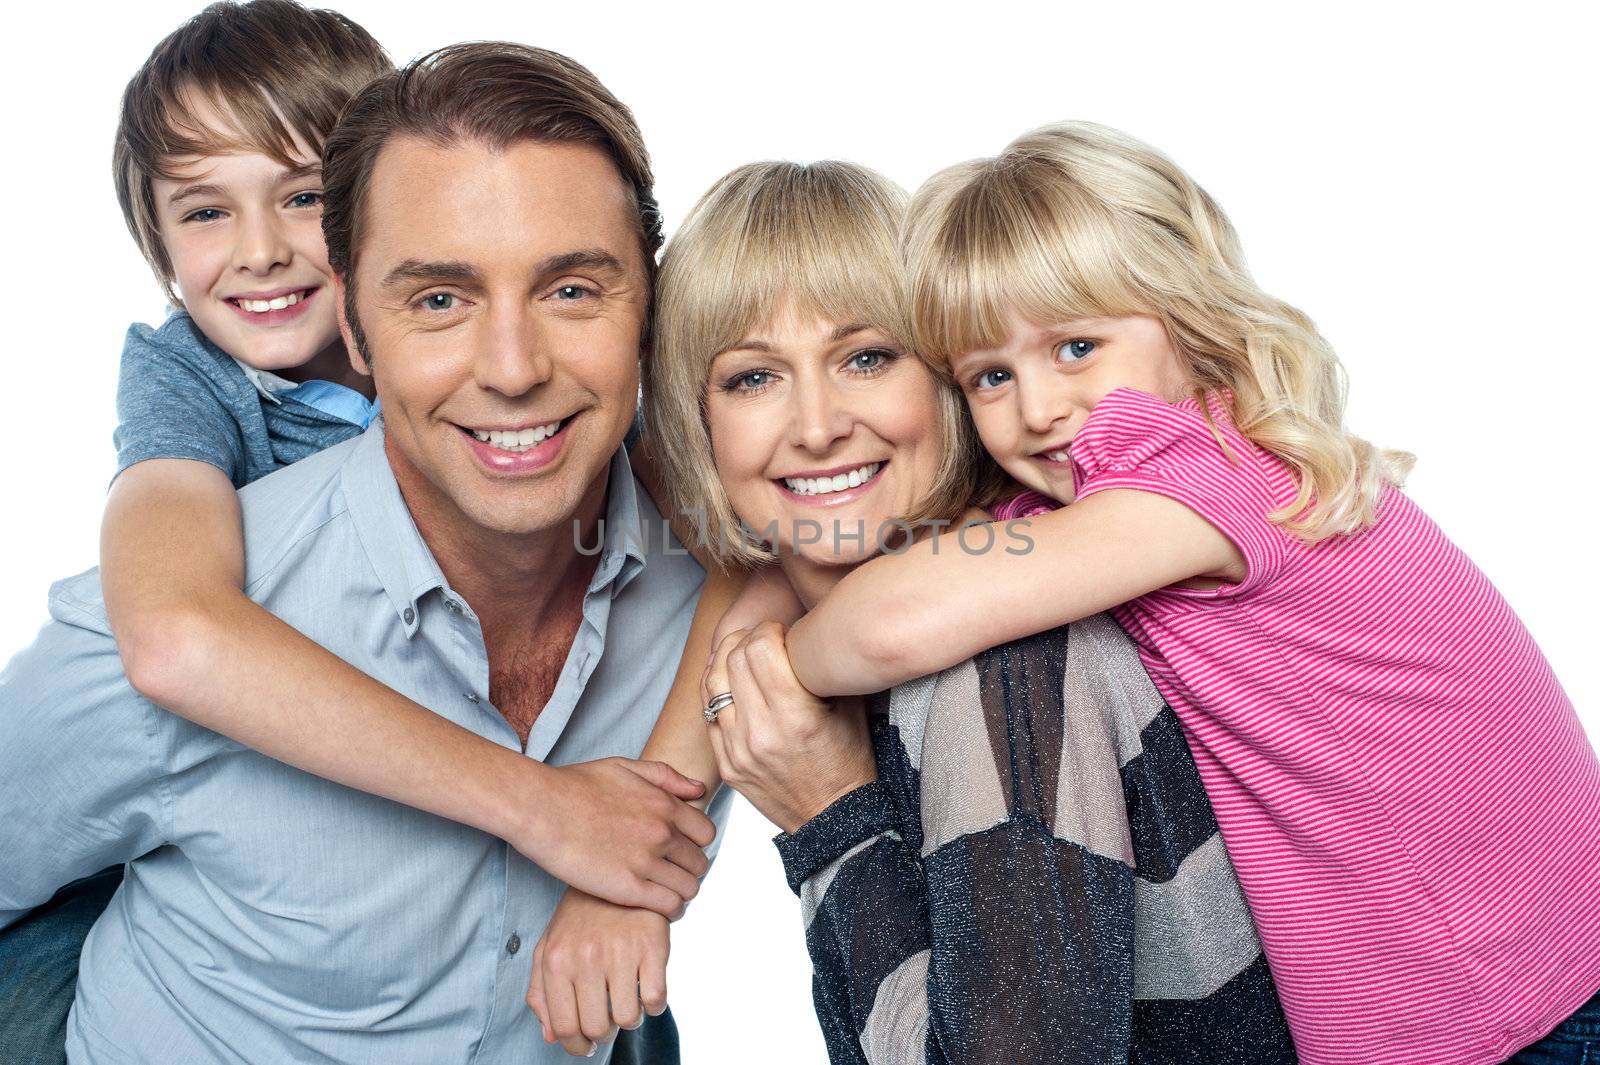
[422,293,455,311]
[975,369,1011,390]
[1059,339,1096,360]
[556,285,587,300]
[289,191,323,209]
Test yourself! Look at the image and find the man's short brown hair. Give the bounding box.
[114,0,392,303]
[320,42,663,358]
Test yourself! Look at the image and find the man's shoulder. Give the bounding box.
[235,433,369,591]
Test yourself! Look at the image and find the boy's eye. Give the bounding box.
[419,293,456,311]
[184,208,224,223]
[1058,339,1096,361]
[288,191,323,209]
[974,368,1012,390]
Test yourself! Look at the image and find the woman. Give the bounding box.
[645,160,1299,1063]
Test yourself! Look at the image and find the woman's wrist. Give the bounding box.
[775,765,880,836]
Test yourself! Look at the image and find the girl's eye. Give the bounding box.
[847,347,896,374]
[184,208,224,223]
[974,368,1012,391]
[288,191,323,209]
[1058,339,1096,361]
[419,293,456,311]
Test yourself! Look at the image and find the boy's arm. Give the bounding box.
[785,491,1243,697]
[99,459,715,917]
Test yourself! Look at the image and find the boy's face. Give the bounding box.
[152,129,339,377]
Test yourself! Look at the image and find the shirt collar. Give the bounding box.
[340,423,651,635]
[233,359,296,404]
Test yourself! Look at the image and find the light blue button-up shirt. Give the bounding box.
[0,423,718,1064]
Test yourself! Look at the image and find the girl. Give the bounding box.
[767,122,1600,1064]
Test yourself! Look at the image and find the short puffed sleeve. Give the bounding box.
[1069,388,1295,595]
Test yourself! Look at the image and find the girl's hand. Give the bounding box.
[527,888,671,1058]
[701,622,877,835]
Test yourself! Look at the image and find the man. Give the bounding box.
[0,42,721,1064]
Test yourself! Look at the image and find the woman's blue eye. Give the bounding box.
[1059,339,1096,361]
[727,370,772,392]
[974,369,1012,390]
[289,191,323,209]
[421,293,456,311]
[849,348,892,373]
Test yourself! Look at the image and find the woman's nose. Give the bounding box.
[788,376,853,454]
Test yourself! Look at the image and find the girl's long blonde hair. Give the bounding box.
[905,121,1413,541]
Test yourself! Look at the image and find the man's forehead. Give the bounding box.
[361,135,638,263]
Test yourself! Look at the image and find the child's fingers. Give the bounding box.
[542,965,591,1057]
[639,947,669,1018]
[608,961,644,1032]
[574,968,614,1051]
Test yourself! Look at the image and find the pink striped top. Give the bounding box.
[991,388,1600,1064]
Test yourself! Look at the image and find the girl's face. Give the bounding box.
[705,297,944,574]
[950,310,1187,502]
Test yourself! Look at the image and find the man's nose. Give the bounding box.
[787,374,854,454]
[231,209,293,276]
[472,303,554,397]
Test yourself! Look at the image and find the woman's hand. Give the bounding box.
[527,888,671,1058]
[701,622,877,835]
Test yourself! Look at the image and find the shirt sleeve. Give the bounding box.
[1070,388,1291,596]
[113,322,249,486]
[777,633,1139,1065]
[0,575,171,930]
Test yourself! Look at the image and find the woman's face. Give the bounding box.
[705,297,944,572]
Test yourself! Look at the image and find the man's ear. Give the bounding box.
[333,273,372,377]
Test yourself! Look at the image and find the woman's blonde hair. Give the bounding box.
[645,160,990,568]
[904,121,1413,541]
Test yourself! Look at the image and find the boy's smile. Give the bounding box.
[152,121,357,390]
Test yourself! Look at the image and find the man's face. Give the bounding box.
[340,137,647,538]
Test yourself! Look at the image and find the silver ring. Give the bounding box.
[703,691,734,724]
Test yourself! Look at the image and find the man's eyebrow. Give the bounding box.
[537,249,625,275]
[380,259,483,288]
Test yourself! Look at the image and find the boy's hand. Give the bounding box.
[514,758,715,919]
[527,888,671,1057]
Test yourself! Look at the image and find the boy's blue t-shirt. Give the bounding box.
[114,311,376,488]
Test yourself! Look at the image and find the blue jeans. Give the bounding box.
[1506,991,1600,1064]
[0,866,679,1065]
[0,867,123,1065]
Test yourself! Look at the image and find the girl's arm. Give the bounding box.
[785,490,1245,697]
[99,458,715,918]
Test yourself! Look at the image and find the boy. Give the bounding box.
[0,6,727,1063]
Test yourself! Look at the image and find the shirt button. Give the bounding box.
[506,933,521,955]
[402,606,415,624]
[465,692,481,704]
[445,598,464,614]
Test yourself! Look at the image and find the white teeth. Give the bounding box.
[236,292,302,313]
[1044,450,1070,462]
[783,463,881,496]
[471,420,563,452]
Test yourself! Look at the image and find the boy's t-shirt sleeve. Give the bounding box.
[114,322,249,486]
[1069,387,1292,596]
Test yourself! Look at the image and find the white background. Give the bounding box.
[3,2,1597,1061]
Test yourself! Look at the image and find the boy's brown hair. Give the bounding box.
[319,41,663,357]
[114,0,392,303]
